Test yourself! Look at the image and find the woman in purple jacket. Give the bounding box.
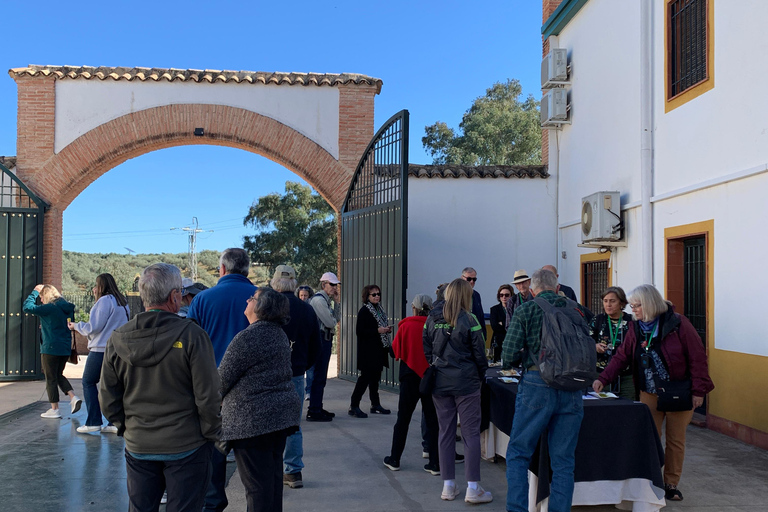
[593,284,714,502]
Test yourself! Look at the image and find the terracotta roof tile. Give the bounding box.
[0,156,16,170]
[9,65,383,94]
[408,164,548,179]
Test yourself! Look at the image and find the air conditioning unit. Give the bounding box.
[541,48,569,88]
[541,89,569,127]
[581,191,622,243]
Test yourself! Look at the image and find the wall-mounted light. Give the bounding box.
[194,128,204,137]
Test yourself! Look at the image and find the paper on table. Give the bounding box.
[588,391,619,399]
[582,394,599,400]
[499,377,519,384]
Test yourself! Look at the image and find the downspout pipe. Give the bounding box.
[640,0,654,284]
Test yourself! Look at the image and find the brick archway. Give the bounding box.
[10,66,380,285]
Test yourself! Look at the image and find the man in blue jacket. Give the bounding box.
[188,248,257,512]
[462,267,486,341]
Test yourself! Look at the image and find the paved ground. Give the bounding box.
[1,356,766,511]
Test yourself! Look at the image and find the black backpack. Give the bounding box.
[532,297,597,391]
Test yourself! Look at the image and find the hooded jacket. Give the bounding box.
[23,291,75,356]
[99,311,221,454]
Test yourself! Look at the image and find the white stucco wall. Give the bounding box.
[406,177,557,316]
[54,80,340,157]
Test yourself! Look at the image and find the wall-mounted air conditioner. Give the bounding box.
[541,89,569,127]
[581,191,622,243]
[541,48,569,89]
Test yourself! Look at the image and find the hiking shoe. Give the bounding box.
[70,396,83,414]
[306,410,333,422]
[465,485,493,504]
[665,484,683,501]
[41,408,61,419]
[321,409,336,418]
[370,405,391,414]
[441,484,461,501]
[77,425,101,433]
[101,425,118,434]
[348,407,368,418]
[455,452,465,463]
[283,472,303,488]
[383,456,400,471]
[423,462,440,476]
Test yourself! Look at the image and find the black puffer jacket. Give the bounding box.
[423,309,488,396]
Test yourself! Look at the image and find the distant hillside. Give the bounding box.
[62,250,270,294]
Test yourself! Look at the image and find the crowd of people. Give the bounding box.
[22,254,714,511]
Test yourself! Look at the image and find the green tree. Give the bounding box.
[243,181,337,286]
[422,79,541,166]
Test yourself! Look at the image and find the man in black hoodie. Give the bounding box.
[100,263,221,512]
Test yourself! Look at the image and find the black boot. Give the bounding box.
[370,404,391,415]
[348,406,368,418]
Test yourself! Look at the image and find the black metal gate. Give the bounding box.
[683,236,707,414]
[340,110,408,388]
[0,162,47,381]
[582,259,609,314]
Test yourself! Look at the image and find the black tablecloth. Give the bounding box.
[483,369,665,502]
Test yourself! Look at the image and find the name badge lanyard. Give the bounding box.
[607,317,623,349]
[643,323,658,352]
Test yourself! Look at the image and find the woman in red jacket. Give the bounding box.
[383,294,441,475]
[593,284,714,502]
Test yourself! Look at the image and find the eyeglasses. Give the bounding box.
[247,295,258,303]
[499,293,511,298]
[629,303,642,309]
[369,292,381,297]
[464,277,477,282]
[328,282,338,287]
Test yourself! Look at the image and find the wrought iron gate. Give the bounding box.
[340,110,408,388]
[0,162,47,381]
[683,235,707,414]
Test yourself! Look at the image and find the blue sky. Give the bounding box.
[0,0,543,254]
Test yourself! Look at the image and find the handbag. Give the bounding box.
[68,328,78,365]
[654,378,693,412]
[419,327,451,395]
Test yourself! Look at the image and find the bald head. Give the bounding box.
[542,265,558,277]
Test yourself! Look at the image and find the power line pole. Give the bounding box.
[171,217,213,281]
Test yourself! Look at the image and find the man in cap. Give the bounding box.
[178,277,208,318]
[187,248,257,512]
[269,265,321,489]
[306,271,342,422]
[461,267,486,340]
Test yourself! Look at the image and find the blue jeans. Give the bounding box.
[304,366,314,398]
[83,351,111,427]
[308,339,332,414]
[505,371,584,512]
[283,375,305,474]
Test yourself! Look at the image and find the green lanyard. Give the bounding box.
[642,324,658,352]
[607,317,622,348]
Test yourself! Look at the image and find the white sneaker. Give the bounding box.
[41,408,62,419]
[70,396,83,414]
[465,485,493,504]
[101,425,118,434]
[441,485,461,501]
[77,425,101,433]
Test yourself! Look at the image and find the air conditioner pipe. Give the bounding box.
[640,0,654,284]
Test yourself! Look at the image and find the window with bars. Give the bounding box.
[668,0,709,98]
[582,259,609,314]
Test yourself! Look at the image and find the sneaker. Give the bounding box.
[77,425,101,433]
[283,472,303,488]
[422,451,429,459]
[465,485,493,504]
[441,484,461,501]
[70,396,83,414]
[321,408,336,418]
[665,484,683,501]
[455,452,465,464]
[160,491,167,504]
[41,408,61,419]
[383,456,400,471]
[348,407,368,418]
[306,410,333,422]
[423,462,440,476]
[101,425,118,434]
[370,405,391,414]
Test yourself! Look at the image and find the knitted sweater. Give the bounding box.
[219,320,300,441]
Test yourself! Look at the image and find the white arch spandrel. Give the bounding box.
[54,79,340,158]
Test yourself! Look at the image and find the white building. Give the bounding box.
[542,0,768,447]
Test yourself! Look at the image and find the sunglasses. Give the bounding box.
[499,293,511,297]
[369,292,381,297]
[464,277,477,282]
[298,286,311,291]
[328,282,338,287]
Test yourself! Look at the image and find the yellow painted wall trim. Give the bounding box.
[664,0,715,113]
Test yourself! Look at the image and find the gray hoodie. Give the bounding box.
[99,311,221,454]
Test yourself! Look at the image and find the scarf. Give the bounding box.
[638,318,659,334]
[365,301,391,348]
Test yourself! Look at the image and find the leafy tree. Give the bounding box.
[422,79,541,166]
[243,181,337,286]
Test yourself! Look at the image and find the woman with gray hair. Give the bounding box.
[219,287,300,512]
[593,284,714,501]
[384,294,441,474]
